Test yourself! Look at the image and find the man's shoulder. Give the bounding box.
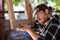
[50,16,59,25]
[44,16,60,40]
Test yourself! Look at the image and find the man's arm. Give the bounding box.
[19,24,38,40]
[26,28,38,40]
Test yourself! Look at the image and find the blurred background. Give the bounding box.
[4,0,60,20]
[4,0,60,29]
[0,0,60,40]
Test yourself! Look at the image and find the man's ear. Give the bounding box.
[45,9,49,14]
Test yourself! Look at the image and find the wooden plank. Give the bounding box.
[6,0,15,30]
[25,0,33,25]
[0,0,6,40]
[0,19,6,40]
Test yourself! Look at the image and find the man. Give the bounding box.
[19,4,60,40]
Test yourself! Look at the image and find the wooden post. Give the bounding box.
[6,0,15,30]
[25,0,33,25]
[0,0,6,40]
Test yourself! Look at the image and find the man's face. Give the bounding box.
[35,9,48,24]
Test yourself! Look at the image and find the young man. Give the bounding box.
[19,4,60,40]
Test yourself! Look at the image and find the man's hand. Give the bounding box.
[19,24,31,31]
[18,24,38,40]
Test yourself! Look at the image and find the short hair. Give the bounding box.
[48,6,52,15]
[34,4,48,12]
[48,6,52,11]
[34,4,52,15]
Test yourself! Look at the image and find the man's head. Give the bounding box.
[34,4,51,24]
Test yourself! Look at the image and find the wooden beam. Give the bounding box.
[6,0,15,30]
[25,0,33,25]
[0,0,6,40]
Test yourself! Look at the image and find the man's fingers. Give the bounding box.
[19,24,24,27]
[19,24,28,27]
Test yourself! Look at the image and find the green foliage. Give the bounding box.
[51,0,60,4]
[51,0,60,10]
[4,0,60,11]
[37,0,41,4]
[4,0,23,6]
[12,0,23,6]
[4,0,23,10]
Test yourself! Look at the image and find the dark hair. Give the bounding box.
[48,6,52,11]
[34,4,49,12]
[34,4,52,15]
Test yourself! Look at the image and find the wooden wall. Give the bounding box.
[0,0,6,40]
